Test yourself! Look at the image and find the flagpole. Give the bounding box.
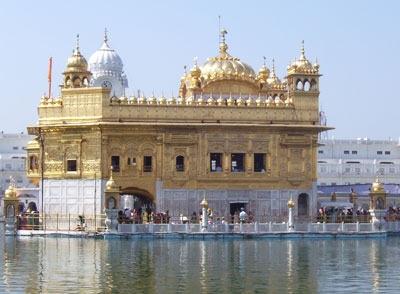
[48,57,52,98]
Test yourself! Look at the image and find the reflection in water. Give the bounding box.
[1,224,400,293]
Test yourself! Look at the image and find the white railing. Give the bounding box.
[116,221,400,234]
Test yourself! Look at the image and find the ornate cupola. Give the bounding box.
[267,59,281,87]
[257,56,270,88]
[88,29,128,98]
[369,173,387,210]
[61,34,91,89]
[286,40,320,93]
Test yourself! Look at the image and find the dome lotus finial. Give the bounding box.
[104,28,108,43]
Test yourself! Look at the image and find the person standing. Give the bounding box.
[239,208,247,224]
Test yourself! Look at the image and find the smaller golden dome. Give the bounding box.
[314,58,320,70]
[168,93,176,105]
[110,94,118,103]
[106,167,119,191]
[207,94,216,106]
[266,96,275,107]
[27,138,40,150]
[190,57,201,79]
[275,96,283,107]
[267,59,281,86]
[40,93,48,105]
[217,94,225,106]
[67,35,88,70]
[197,94,206,106]
[258,57,270,80]
[5,177,16,198]
[290,41,313,73]
[200,194,208,208]
[186,95,195,105]
[256,94,264,106]
[237,94,245,106]
[148,92,157,105]
[227,93,235,106]
[287,195,295,209]
[159,93,167,105]
[371,174,385,193]
[119,91,128,104]
[246,94,255,107]
[130,93,138,104]
[177,96,186,105]
[139,92,147,105]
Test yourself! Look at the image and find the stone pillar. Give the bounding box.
[287,194,295,232]
[3,177,19,235]
[104,167,121,234]
[104,209,119,233]
[200,194,208,232]
[369,174,387,232]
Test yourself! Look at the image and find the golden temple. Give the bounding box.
[26,30,331,217]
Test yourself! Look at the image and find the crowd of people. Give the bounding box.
[117,207,255,224]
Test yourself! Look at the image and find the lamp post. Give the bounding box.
[287,194,295,232]
[200,194,208,232]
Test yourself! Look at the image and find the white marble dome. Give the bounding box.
[88,34,128,96]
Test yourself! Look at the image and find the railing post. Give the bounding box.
[269,221,272,233]
[56,213,59,231]
[341,221,345,232]
[68,213,70,232]
[356,221,360,232]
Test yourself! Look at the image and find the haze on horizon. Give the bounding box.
[0,0,398,140]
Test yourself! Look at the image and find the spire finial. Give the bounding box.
[271,58,276,75]
[76,33,80,51]
[110,165,113,179]
[194,56,198,66]
[184,65,187,77]
[301,40,305,59]
[104,28,108,43]
[263,56,266,67]
[220,28,228,52]
[9,176,14,189]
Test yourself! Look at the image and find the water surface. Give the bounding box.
[0,225,398,293]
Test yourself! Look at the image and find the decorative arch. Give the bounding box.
[310,79,317,91]
[303,80,310,91]
[296,79,303,90]
[298,193,309,216]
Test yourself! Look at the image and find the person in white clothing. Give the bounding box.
[239,208,247,224]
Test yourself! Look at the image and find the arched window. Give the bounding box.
[176,156,184,172]
[298,193,309,216]
[304,80,310,91]
[29,155,38,171]
[108,197,116,209]
[311,79,317,91]
[296,79,303,90]
[376,198,384,209]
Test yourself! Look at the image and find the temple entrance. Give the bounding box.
[119,187,155,223]
[230,202,247,219]
[298,193,309,216]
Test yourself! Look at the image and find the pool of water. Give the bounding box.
[1,224,399,293]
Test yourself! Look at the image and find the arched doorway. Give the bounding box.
[298,193,309,217]
[120,187,155,211]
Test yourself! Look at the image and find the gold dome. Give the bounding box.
[130,93,138,104]
[287,195,295,209]
[148,93,157,105]
[106,168,119,191]
[159,93,167,105]
[371,174,385,193]
[190,57,201,79]
[267,59,281,85]
[26,138,40,150]
[200,194,208,208]
[5,177,16,198]
[290,41,313,73]
[258,57,270,80]
[119,91,128,104]
[66,34,88,71]
[199,29,255,81]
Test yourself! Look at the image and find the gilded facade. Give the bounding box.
[26,31,331,217]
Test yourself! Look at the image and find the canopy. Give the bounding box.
[320,201,353,208]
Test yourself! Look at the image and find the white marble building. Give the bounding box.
[317,138,400,186]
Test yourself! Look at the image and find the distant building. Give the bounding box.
[0,133,37,216]
[317,138,400,186]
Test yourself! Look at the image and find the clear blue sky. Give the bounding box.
[0,0,398,140]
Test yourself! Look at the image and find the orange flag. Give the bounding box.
[48,57,52,81]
